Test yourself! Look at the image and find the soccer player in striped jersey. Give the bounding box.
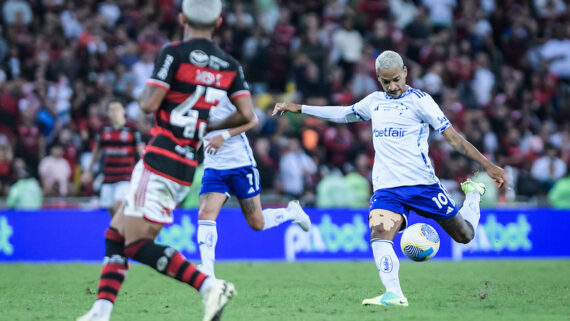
[77,1,254,321]
[196,96,311,278]
[273,50,509,307]
[82,99,144,217]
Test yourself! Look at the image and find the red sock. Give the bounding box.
[97,228,129,303]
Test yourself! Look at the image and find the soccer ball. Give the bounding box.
[400,223,440,262]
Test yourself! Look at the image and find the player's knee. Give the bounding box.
[246,214,264,231]
[454,228,474,244]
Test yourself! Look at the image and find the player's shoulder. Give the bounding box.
[407,87,428,99]
[359,91,385,104]
[404,87,437,106]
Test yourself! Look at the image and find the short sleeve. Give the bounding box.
[227,59,251,100]
[415,94,451,133]
[147,45,178,90]
[351,93,375,121]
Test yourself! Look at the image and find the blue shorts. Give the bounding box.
[369,183,459,230]
[200,166,261,200]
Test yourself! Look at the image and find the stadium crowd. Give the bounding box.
[0,0,569,208]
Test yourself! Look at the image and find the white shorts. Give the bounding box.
[124,160,191,224]
[100,181,130,208]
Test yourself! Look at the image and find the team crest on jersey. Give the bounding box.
[190,50,209,66]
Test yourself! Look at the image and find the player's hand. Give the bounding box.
[81,171,93,184]
[485,164,510,190]
[204,135,225,155]
[272,102,302,117]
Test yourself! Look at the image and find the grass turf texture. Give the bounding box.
[1,260,568,321]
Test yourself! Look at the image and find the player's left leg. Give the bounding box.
[363,209,408,307]
[233,166,311,232]
[238,196,311,232]
[436,179,485,244]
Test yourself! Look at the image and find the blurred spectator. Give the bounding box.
[539,25,570,80]
[2,0,33,26]
[331,17,363,84]
[7,158,42,209]
[423,0,456,28]
[0,136,14,196]
[253,137,278,190]
[344,165,371,209]
[279,138,317,199]
[316,167,352,208]
[38,144,71,197]
[548,173,570,208]
[530,144,567,193]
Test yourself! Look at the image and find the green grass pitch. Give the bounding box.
[1,260,568,321]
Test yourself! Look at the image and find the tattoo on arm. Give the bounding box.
[239,198,256,216]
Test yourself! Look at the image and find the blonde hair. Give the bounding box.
[375,50,404,71]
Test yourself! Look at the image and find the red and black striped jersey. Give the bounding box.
[96,123,142,184]
[144,38,251,185]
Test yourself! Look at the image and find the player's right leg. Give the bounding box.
[362,208,408,307]
[77,205,128,321]
[197,192,227,278]
[437,179,485,244]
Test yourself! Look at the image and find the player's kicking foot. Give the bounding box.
[202,280,237,321]
[288,200,311,232]
[461,179,486,196]
[362,292,409,307]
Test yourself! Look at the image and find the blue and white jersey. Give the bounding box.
[203,98,256,170]
[352,87,451,191]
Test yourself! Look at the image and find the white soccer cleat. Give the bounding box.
[288,200,311,232]
[362,291,409,307]
[76,309,110,321]
[202,280,237,321]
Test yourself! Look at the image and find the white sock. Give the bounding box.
[459,191,481,233]
[261,208,294,230]
[199,276,216,297]
[371,239,404,297]
[92,299,113,315]
[197,220,217,277]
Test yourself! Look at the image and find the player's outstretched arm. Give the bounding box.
[207,95,256,132]
[272,102,364,123]
[442,126,510,189]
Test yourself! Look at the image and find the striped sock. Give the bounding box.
[97,227,129,303]
[124,239,208,291]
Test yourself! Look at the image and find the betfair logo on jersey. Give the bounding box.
[373,128,407,138]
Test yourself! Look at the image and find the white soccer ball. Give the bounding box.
[400,223,440,262]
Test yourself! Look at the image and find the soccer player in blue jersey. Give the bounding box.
[273,50,509,307]
[197,96,311,278]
